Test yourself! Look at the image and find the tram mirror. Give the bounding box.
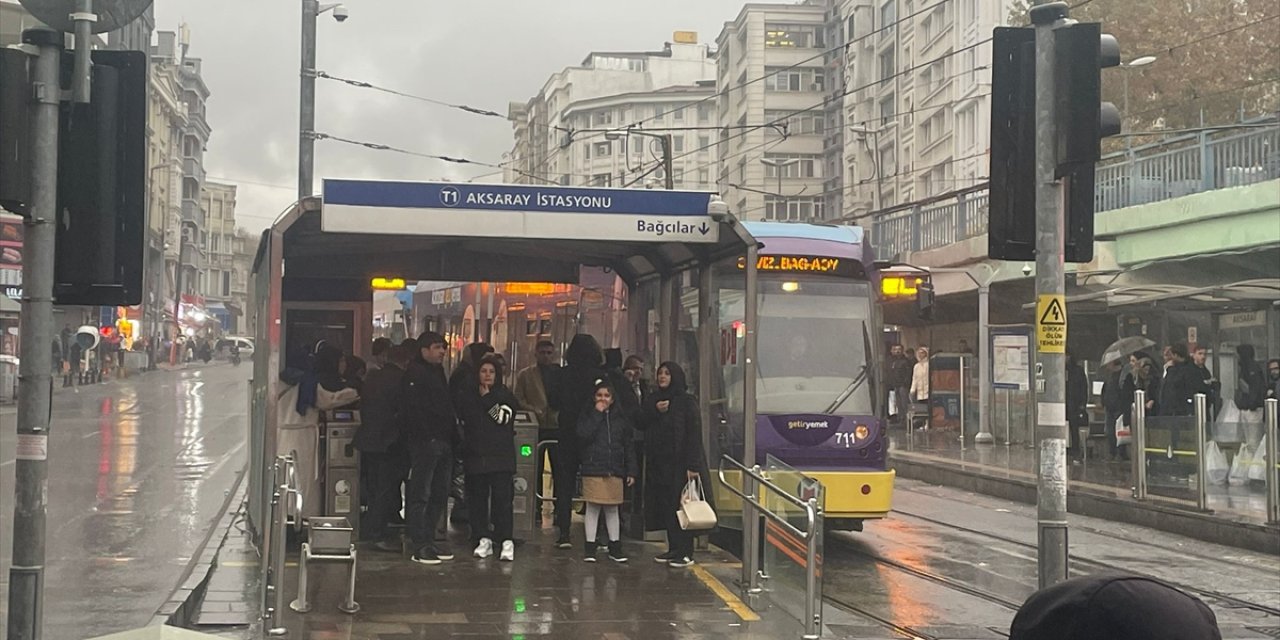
[915,282,935,321]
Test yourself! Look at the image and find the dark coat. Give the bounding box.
[1066,362,1089,428]
[354,363,405,453]
[886,353,914,388]
[1101,368,1126,418]
[576,406,637,478]
[1159,361,1200,417]
[402,359,456,443]
[550,364,605,452]
[458,386,520,475]
[637,365,705,485]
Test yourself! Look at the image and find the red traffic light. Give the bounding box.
[99,326,114,338]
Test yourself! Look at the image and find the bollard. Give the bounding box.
[1132,390,1147,500]
[291,517,359,615]
[1194,393,1208,511]
[1266,398,1278,524]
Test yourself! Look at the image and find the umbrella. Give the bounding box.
[89,626,226,640]
[1101,336,1156,366]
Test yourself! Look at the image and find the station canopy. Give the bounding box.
[267,180,753,300]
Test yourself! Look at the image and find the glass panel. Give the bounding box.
[762,454,824,632]
[711,257,747,530]
[1142,415,1200,501]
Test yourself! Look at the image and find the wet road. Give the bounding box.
[0,364,248,639]
[823,478,1280,639]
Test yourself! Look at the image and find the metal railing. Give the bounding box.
[1132,392,1212,511]
[1267,398,1278,524]
[263,453,301,636]
[870,122,1279,257]
[718,454,824,640]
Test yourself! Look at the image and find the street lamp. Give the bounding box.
[299,1,348,200]
[760,157,799,220]
[1120,55,1157,144]
[606,129,674,189]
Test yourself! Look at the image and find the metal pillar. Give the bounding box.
[658,276,673,364]
[741,240,761,594]
[698,264,715,461]
[974,280,994,443]
[298,0,318,199]
[1031,0,1070,590]
[1265,398,1278,523]
[7,28,61,640]
[1132,390,1147,500]
[1194,394,1208,511]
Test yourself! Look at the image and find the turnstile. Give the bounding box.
[322,409,362,536]
[512,411,539,540]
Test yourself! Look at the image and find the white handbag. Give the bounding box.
[677,476,718,531]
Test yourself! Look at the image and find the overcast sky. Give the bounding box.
[151,0,747,231]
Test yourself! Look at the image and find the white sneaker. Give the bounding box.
[473,538,493,559]
[499,540,515,562]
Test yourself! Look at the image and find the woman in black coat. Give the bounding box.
[548,334,605,547]
[576,379,637,563]
[638,361,705,568]
[458,354,521,562]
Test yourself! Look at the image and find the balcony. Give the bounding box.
[183,156,206,185]
[181,198,205,226]
[869,121,1280,259]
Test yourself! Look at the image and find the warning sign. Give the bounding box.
[1036,295,1066,354]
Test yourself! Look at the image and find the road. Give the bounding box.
[0,364,248,639]
[821,478,1280,639]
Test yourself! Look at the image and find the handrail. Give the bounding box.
[718,454,818,543]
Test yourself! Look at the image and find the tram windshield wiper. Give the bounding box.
[823,364,868,414]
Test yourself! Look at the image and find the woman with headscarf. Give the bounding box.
[638,361,705,568]
[276,342,360,520]
[548,334,605,548]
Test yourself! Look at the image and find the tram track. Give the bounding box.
[888,507,1280,620]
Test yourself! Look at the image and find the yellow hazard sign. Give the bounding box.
[1037,295,1066,354]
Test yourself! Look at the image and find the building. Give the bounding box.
[200,181,237,332]
[508,35,718,189]
[840,0,1003,219]
[716,4,833,222]
[230,229,256,336]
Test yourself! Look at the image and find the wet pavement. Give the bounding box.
[0,363,249,639]
[891,426,1272,519]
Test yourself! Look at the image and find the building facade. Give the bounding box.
[507,36,718,188]
[199,181,237,332]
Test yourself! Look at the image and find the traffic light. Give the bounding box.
[988,22,1123,264]
[915,281,935,321]
[54,50,147,306]
[0,49,31,215]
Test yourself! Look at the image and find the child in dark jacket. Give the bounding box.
[458,354,521,562]
[576,379,637,563]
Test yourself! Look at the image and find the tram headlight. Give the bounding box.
[854,425,870,441]
[781,281,800,293]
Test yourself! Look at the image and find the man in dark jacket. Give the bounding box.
[1159,343,1201,417]
[1192,347,1219,417]
[886,344,913,425]
[1100,359,1127,460]
[355,345,410,550]
[1066,353,1089,462]
[402,332,458,565]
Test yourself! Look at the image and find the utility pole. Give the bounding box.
[170,237,186,365]
[1030,0,1069,589]
[661,133,674,190]
[8,27,61,640]
[298,0,318,200]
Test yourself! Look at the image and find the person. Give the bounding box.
[370,337,393,369]
[620,355,649,418]
[1267,358,1280,402]
[638,361,705,568]
[1009,574,1221,640]
[1192,347,1219,417]
[514,340,560,521]
[1100,359,1128,460]
[1158,343,1199,417]
[355,345,410,550]
[909,346,931,429]
[577,379,637,563]
[341,355,367,394]
[1161,345,1176,380]
[276,343,360,521]
[66,341,82,387]
[1136,355,1161,415]
[1066,352,1089,462]
[886,344,914,425]
[402,331,458,565]
[447,342,495,527]
[957,339,974,354]
[548,334,606,549]
[228,339,241,365]
[1235,344,1267,444]
[51,339,63,377]
[458,354,520,562]
[1123,351,1159,416]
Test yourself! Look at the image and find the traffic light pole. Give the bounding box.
[8,27,62,640]
[1031,1,1070,589]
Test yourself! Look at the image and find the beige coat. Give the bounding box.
[275,383,359,518]
[910,360,930,401]
[514,364,557,429]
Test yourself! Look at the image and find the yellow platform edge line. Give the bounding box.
[691,563,760,622]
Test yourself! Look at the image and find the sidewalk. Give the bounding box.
[888,426,1279,554]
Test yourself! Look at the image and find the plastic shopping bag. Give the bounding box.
[1205,441,1229,485]
[1248,435,1268,482]
[1229,445,1254,486]
[1115,415,1132,447]
[1214,400,1242,443]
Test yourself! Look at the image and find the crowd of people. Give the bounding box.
[277,332,706,568]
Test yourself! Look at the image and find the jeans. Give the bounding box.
[654,481,694,557]
[466,472,514,543]
[361,448,409,541]
[553,446,581,535]
[407,439,453,546]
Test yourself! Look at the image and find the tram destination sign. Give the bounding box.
[322,180,720,243]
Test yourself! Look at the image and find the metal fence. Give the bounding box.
[871,123,1280,257]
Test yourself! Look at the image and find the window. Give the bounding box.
[879,47,896,82]
[879,146,897,176]
[765,110,825,135]
[765,67,825,92]
[593,110,613,126]
[672,136,685,153]
[764,196,825,221]
[879,95,896,122]
[697,103,712,122]
[673,168,685,185]
[880,1,896,31]
[957,106,976,151]
[673,106,684,121]
[222,271,231,297]
[765,23,823,48]
[584,143,592,160]
[847,15,856,40]
[592,173,612,187]
[698,135,710,151]
[763,153,823,178]
[594,141,612,157]
[698,168,710,184]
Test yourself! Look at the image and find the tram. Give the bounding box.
[709,222,894,530]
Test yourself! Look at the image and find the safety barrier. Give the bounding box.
[263,453,300,636]
[289,517,359,615]
[1267,398,1278,524]
[718,454,824,640]
[1131,392,1209,509]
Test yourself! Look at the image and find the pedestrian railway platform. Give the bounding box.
[888,427,1279,554]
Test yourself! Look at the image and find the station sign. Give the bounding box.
[322,180,720,244]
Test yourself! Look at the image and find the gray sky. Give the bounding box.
[152,0,747,231]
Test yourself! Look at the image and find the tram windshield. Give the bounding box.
[720,274,876,416]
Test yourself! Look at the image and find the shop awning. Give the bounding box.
[0,296,20,314]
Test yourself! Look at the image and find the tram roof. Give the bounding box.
[254,182,756,300]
